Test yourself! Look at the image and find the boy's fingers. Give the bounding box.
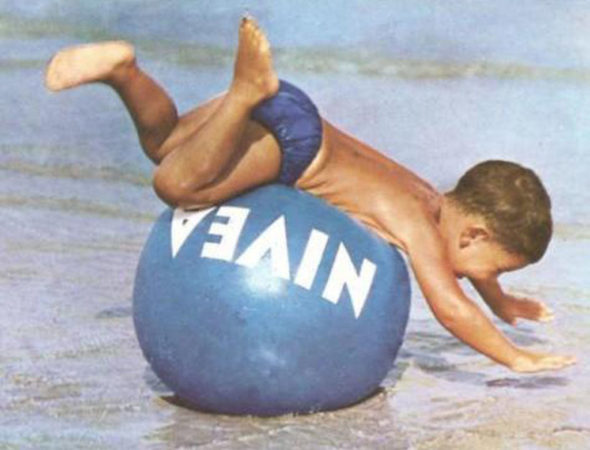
[536,302,554,322]
[552,355,576,368]
[538,313,554,322]
[500,315,517,326]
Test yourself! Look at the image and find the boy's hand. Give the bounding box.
[491,294,555,326]
[470,278,554,326]
[402,222,575,374]
[510,349,577,373]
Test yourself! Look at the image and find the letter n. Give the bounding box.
[322,243,377,318]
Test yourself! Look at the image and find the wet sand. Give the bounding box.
[1,3,589,449]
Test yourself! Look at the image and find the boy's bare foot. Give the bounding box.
[45,41,135,91]
[230,16,279,106]
[494,295,554,326]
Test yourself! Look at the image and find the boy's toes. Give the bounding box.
[242,15,257,30]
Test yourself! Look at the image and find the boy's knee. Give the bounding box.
[144,135,177,164]
[141,137,167,164]
[152,165,192,207]
[152,165,214,209]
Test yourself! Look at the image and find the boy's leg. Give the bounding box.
[151,16,280,207]
[46,18,282,209]
[154,19,280,207]
[45,41,233,164]
[45,41,181,163]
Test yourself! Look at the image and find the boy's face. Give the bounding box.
[449,238,528,281]
[439,196,530,281]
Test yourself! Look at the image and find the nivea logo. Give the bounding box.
[170,206,377,319]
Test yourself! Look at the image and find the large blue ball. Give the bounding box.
[133,185,410,416]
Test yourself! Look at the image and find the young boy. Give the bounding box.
[45,17,575,373]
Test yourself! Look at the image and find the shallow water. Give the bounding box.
[1,2,589,449]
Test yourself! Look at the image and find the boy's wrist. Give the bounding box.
[505,348,553,372]
[498,344,530,370]
[471,277,505,305]
[506,350,532,371]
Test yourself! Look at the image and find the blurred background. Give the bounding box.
[1,1,589,448]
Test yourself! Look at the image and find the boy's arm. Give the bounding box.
[471,277,554,325]
[402,218,575,372]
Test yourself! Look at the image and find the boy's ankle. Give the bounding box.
[225,83,265,110]
[106,59,139,87]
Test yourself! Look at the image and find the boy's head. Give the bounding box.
[443,160,552,278]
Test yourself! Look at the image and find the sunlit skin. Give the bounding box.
[45,16,575,373]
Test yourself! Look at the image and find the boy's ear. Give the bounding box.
[459,225,491,249]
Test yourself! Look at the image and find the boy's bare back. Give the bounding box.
[293,119,441,250]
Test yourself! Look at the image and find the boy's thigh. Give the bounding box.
[186,122,282,208]
[160,93,227,155]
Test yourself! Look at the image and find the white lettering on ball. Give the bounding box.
[235,215,290,280]
[170,207,378,318]
[171,207,216,257]
[202,206,250,261]
[294,228,329,290]
[322,243,377,319]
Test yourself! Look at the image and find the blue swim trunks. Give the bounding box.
[251,80,323,186]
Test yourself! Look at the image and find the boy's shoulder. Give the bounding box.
[372,190,442,252]
[311,121,442,250]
